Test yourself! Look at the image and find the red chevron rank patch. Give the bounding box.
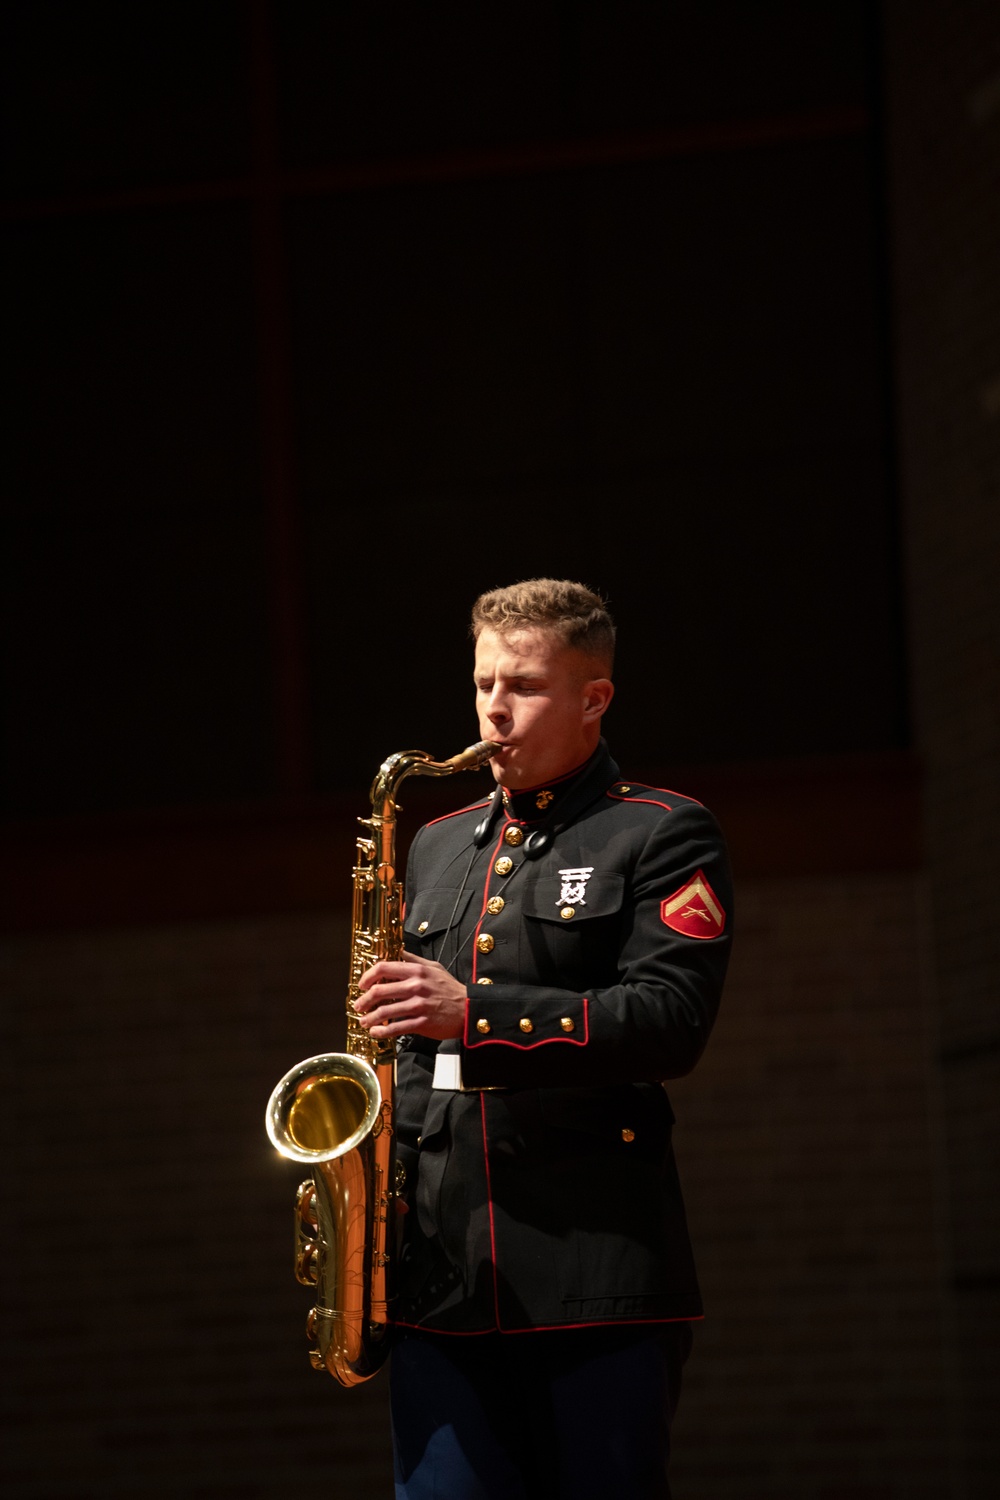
[660,869,726,939]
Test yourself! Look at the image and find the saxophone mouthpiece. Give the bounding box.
[449,740,501,771]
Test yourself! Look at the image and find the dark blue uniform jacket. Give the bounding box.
[394,739,732,1334]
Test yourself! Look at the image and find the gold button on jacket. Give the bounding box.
[476,976,493,985]
[519,1017,534,1034]
[476,933,495,953]
[560,1017,575,1032]
[504,826,524,846]
[560,906,575,920]
[476,1018,491,1034]
[494,856,513,876]
[486,896,505,914]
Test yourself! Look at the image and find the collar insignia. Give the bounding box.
[535,789,554,811]
[557,867,595,905]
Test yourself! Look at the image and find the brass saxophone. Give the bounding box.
[265,739,497,1386]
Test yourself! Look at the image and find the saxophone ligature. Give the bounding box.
[265,739,497,1386]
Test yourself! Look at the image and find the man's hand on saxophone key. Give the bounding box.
[354,950,467,1041]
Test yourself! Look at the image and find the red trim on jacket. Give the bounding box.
[606,790,673,812]
[460,1093,700,1339]
[647,784,703,804]
[470,827,508,984]
[390,1313,704,1335]
[480,1093,503,1328]
[463,997,590,1049]
[423,797,492,830]
[606,783,705,811]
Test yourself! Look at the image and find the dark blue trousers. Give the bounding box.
[390,1322,694,1500]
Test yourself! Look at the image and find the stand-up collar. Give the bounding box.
[500,740,619,825]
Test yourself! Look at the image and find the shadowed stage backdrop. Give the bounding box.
[3,3,997,1497]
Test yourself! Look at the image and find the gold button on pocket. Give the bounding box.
[494,857,513,876]
[476,976,494,985]
[486,896,505,915]
[560,1017,575,1033]
[560,906,575,920]
[519,1018,534,1034]
[504,826,524,847]
[476,933,495,954]
[476,1018,491,1034]
[417,920,429,933]
[621,1128,635,1143]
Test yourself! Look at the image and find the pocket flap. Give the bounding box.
[522,872,625,924]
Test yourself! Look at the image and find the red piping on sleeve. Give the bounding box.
[464,997,590,1049]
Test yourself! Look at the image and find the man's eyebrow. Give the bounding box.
[474,670,548,687]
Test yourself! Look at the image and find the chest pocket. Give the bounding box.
[403,888,475,957]
[521,873,625,985]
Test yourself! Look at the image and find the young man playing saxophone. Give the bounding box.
[354,578,732,1499]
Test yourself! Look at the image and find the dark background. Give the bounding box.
[4,0,901,821]
[3,3,997,1498]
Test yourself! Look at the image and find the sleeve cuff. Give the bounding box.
[463,994,590,1049]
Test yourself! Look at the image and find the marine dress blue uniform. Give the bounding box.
[390,739,732,1498]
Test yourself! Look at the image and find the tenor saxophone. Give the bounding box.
[265,739,497,1386]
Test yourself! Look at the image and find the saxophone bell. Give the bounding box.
[265,1051,383,1166]
[265,739,498,1387]
[266,1050,393,1385]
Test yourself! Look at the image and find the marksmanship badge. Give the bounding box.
[557,867,595,905]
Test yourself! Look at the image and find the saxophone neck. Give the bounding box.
[368,740,499,815]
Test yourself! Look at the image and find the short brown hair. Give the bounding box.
[471,578,615,674]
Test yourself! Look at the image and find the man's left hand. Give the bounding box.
[354,950,467,1040]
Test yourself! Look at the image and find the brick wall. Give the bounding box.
[671,873,953,1500]
[885,2,1000,1494]
[1,914,395,1499]
[2,870,957,1498]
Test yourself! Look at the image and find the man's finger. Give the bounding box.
[370,1015,428,1038]
[357,962,416,998]
[356,985,409,1015]
[359,997,421,1025]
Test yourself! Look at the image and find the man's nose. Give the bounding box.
[486,690,509,723]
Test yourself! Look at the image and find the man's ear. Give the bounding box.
[582,678,614,723]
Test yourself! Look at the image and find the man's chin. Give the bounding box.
[485,745,509,781]
[487,743,522,785]
[494,756,541,792]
